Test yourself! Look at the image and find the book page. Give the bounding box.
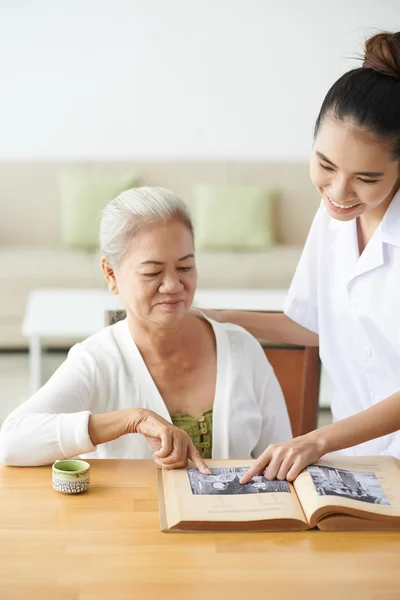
[293,454,400,526]
[162,459,307,528]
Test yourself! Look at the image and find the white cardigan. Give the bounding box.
[0,318,292,466]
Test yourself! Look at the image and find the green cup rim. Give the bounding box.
[52,459,90,474]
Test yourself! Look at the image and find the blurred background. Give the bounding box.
[0,0,398,425]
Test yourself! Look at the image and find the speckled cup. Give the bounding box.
[52,460,90,494]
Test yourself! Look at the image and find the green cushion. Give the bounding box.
[194,184,276,250]
[59,170,139,249]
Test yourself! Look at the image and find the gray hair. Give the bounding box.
[100,186,194,267]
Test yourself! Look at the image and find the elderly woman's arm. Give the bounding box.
[88,408,211,474]
[0,345,210,474]
[0,345,97,466]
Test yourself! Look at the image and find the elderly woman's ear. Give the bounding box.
[101,257,118,294]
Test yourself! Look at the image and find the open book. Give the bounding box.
[157,454,400,531]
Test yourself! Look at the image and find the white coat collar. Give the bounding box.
[328,189,400,284]
[382,188,400,248]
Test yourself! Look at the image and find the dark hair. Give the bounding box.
[314,32,400,161]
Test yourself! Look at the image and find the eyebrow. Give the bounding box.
[140,253,195,265]
[316,152,384,177]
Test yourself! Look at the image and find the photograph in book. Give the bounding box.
[187,467,290,496]
[307,465,390,505]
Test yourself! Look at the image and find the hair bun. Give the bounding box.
[363,32,400,79]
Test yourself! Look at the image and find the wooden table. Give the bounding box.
[1,460,400,600]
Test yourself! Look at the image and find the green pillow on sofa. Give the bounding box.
[194,184,276,250]
[59,170,139,249]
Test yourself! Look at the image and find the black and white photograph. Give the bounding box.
[308,466,390,506]
[187,467,291,496]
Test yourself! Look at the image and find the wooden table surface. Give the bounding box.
[1,459,400,600]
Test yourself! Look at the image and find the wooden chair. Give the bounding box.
[105,310,321,437]
[261,340,320,437]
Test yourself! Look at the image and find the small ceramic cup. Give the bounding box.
[52,459,90,494]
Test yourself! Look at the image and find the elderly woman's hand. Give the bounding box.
[240,434,326,484]
[133,409,211,475]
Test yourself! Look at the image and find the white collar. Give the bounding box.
[325,194,400,284]
[328,188,400,249]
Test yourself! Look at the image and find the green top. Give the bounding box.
[171,410,213,459]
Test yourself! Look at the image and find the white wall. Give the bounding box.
[0,0,398,160]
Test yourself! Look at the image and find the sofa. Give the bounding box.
[0,161,320,347]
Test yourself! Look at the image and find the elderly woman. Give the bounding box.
[0,187,292,471]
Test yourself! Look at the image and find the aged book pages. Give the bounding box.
[159,459,308,532]
[157,456,400,532]
[293,455,400,529]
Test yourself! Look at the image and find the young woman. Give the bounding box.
[214,31,400,483]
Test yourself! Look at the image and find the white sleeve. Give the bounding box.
[283,204,323,335]
[249,340,293,458]
[0,344,97,466]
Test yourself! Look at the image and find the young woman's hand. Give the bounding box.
[240,434,326,484]
[192,308,223,322]
[133,409,211,475]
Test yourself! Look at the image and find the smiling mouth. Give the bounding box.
[326,195,361,210]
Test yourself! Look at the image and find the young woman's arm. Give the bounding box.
[208,311,319,347]
[240,389,400,483]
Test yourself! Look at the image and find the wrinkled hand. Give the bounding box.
[240,434,326,484]
[134,409,211,475]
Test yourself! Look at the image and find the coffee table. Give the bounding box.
[22,288,287,394]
